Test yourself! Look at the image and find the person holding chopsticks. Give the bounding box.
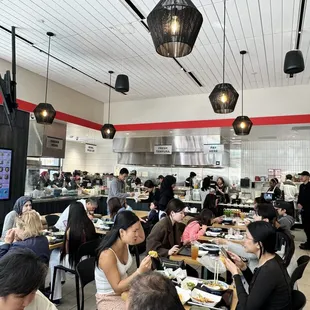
[224,221,293,310]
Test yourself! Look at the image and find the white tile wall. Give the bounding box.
[62,141,86,172]
[85,141,118,174]
[241,140,310,181]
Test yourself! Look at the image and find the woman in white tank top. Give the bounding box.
[95,211,152,310]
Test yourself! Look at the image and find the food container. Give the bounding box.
[201,280,229,296]
[191,288,222,306]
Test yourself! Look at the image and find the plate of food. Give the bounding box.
[191,288,221,307]
[209,227,222,232]
[181,277,199,291]
[200,244,220,255]
[201,280,229,296]
[138,194,149,200]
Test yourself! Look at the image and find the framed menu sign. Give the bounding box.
[0,148,12,200]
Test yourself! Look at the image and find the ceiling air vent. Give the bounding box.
[258,136,277,140]
[291,126,310,131]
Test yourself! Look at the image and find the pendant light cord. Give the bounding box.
[108,72,112,124]
[222,0,226,84]
[241,52,244,116]
[44,35,52,104]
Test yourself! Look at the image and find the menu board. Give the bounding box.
[0,149,12,200]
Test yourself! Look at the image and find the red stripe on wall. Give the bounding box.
[1,98,310,131]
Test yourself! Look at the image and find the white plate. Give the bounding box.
[206,231,221,237]
[176,286,191,305]
[202,280,229,292]
[191,288,221,307]
[225,234,243,240]
[200,244,220,252]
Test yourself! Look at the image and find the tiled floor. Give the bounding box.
[55,229,310,310]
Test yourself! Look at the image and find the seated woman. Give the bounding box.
[49,201,97,303]
[225,221,293,310]
[108,197,123,221]
[181,209,214,244]
[216,204,296,275]
[1,196,32,238]
[95,211,152,310]
[146,199,186,257]
[0,210,50,264]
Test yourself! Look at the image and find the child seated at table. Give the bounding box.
[181,209,214,244]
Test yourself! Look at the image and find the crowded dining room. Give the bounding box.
[1,0,310,309]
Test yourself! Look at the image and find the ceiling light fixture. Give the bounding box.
[209,0,239,113]
[232,51,253,136]
[147,0,203,58]
[115,74,129,92]
[33,32,56,125]
[101,71,116,139]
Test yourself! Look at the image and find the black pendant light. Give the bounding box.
[115,74,129,92]
[147,0,203,58]
[101,71,116,139]
[232,51,253,136]
[284,50,305,76]
[33,32,56,125]
[209,0,238,114]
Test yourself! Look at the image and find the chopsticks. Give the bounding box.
[213,260,219,284]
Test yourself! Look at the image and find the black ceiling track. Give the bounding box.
[188,71,203,87]
[296,0,307,49]
[0,25,127,95]
[123,0,145,19]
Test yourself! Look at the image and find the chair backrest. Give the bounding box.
[76,257,95,310]
[290,256,310,289]
[292,290,307,310]
[297,255,310,266]
[45,214,60,228]
[76,238,101,263]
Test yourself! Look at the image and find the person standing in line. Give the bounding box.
[281,174,298,218]
[108,168,134,214]
[297,171,310,250]
[185,172,196,188]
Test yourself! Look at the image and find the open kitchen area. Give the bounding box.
[1,0,310,310]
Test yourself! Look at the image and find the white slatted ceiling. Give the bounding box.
[0,0,308,104]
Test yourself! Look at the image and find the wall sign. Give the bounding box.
[154,145,172,155]
[46,136,64,150]
[203,144,224,154]
[85,144,97,153]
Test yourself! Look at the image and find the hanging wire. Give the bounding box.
[44,34,52,103]
[222,0,226,84]
[108,71,112,124]
[241,52,244,116]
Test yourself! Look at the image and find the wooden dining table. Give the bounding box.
[212,222,247,231]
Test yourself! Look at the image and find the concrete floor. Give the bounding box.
[54,228,310,310]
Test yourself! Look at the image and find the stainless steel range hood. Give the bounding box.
[27,118,67,158]
[113,136,229,167]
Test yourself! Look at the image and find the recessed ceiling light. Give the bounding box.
[169,131,173,133]
[126,132,129,135]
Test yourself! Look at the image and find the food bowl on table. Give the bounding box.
[176,287,191,305]
[200,244,220,255]
[209,227,222,233]
[191,288,222,307]
[201,280,229,296]
[181,277,199,291]
[222,218,233,224]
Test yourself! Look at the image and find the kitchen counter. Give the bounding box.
[32,194,105,203]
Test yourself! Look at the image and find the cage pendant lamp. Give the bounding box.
[33,32,56,125]
[147,0,203,58]
[101,71,116,139]
[209,0,238,114]
[232,51,253,136]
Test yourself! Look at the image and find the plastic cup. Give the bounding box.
[191,243,199,260]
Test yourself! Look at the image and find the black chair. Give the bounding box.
[76,257,96,310]
[292,290,307,310]
[45,214,60,228]
[50,238,101,307]
[291,255,310,289]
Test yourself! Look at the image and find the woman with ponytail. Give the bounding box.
[225,221,292,310]
[95,211,152,310]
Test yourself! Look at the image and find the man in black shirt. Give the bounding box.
[297,170,310,250]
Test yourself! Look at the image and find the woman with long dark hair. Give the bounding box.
[216,177,228,203]
[182,208,214,244]
[108,197,123,221]
[158,175,176,212]
[95,211,151,310]
[203,193,218,215]
[225,221,293,309]
[49,202,97,302]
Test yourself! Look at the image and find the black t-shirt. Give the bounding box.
[92,178,103,186]
[298,182,310,212]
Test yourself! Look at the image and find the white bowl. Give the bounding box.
[191,288,221,307]
[181,277,199,291]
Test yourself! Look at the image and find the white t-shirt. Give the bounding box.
[25,291,57,310]
[54,199,87,231]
